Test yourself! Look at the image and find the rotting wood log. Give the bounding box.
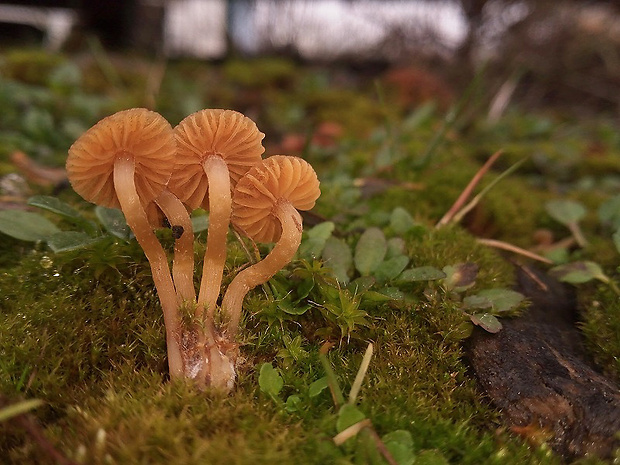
[468,265,620,460]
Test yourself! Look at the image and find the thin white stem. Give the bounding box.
[113,155,183,379]
[222,202,302,337]
[197,156,231,321]
[155,190,196,303]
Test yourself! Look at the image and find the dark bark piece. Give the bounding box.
[468,265,620,460]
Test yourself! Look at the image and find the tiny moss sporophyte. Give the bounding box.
[66,108,320,392]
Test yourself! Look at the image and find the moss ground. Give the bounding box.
[1,51,619,464]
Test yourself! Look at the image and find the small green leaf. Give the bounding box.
[476,288,525,312]
[347,276,375,294]
[0,210,60,241]
[470,313,503,333]
[295,277,315,301]
[322,236,353,284]
[379,287,406,300]
[390,207,416,235]
[386,237,407,259]
[354,227,387,276]
[258,363,283,399]
[318,350,345,407]
[308,376,329,397]
[382,430,415,465]
[27,195,81,220]
[47,231,103,252]
[278,299,311,316]
[545,199,586,226]
[299,221,335,258]
[442,263,478,291]
[95,206,130,240]
[28,196,97,235]
[336,404,366,433]
[397,266,446,282]
[598,195,620,230]
[545,247,570,264]
[550,261,608,284]
[281,335,308,362]
[0,399,44,422]
[374,255,410,283]
[285,395,302,413]
[462,295,492,310]
[361,290,396,303]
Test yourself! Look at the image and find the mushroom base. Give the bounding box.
[180,325,238,392]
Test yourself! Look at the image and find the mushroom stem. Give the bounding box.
[222,201,302,337]
[113,155,184,379]
[196,156,232,321]
[155,190,196,303]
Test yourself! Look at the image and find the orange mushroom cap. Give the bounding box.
[66,108,176,209]
[232,155,320,243]
[169,109,265,210]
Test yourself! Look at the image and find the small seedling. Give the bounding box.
[441,262,525,334]
[258,342,414,465]
[550,261,620,296]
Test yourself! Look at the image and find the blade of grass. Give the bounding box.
[348,342,373,404]
[333,418,371,446]
[319,342,345,408]
[488,69,524,123]
[0,398,43,422]
[451,157,527,225]
[1,394,78,465]
[437,149,503,227]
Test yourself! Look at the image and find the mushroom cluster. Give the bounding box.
[66,108,320,391]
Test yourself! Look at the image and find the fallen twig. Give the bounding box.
[477,238,553,264]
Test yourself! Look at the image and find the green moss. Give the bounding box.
[579,285,620,382]
[2,51,620,464]
[406,226,515,288]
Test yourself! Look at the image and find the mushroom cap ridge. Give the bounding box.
[232,155,320,243]
[66,108,176,209]
[170,109,265,210]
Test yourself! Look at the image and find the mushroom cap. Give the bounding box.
[232,155,320,243]
[66,108,176,209]
[169,109,265,210]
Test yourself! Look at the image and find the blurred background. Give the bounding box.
[1,0,620,115]
[2,0,620,192]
